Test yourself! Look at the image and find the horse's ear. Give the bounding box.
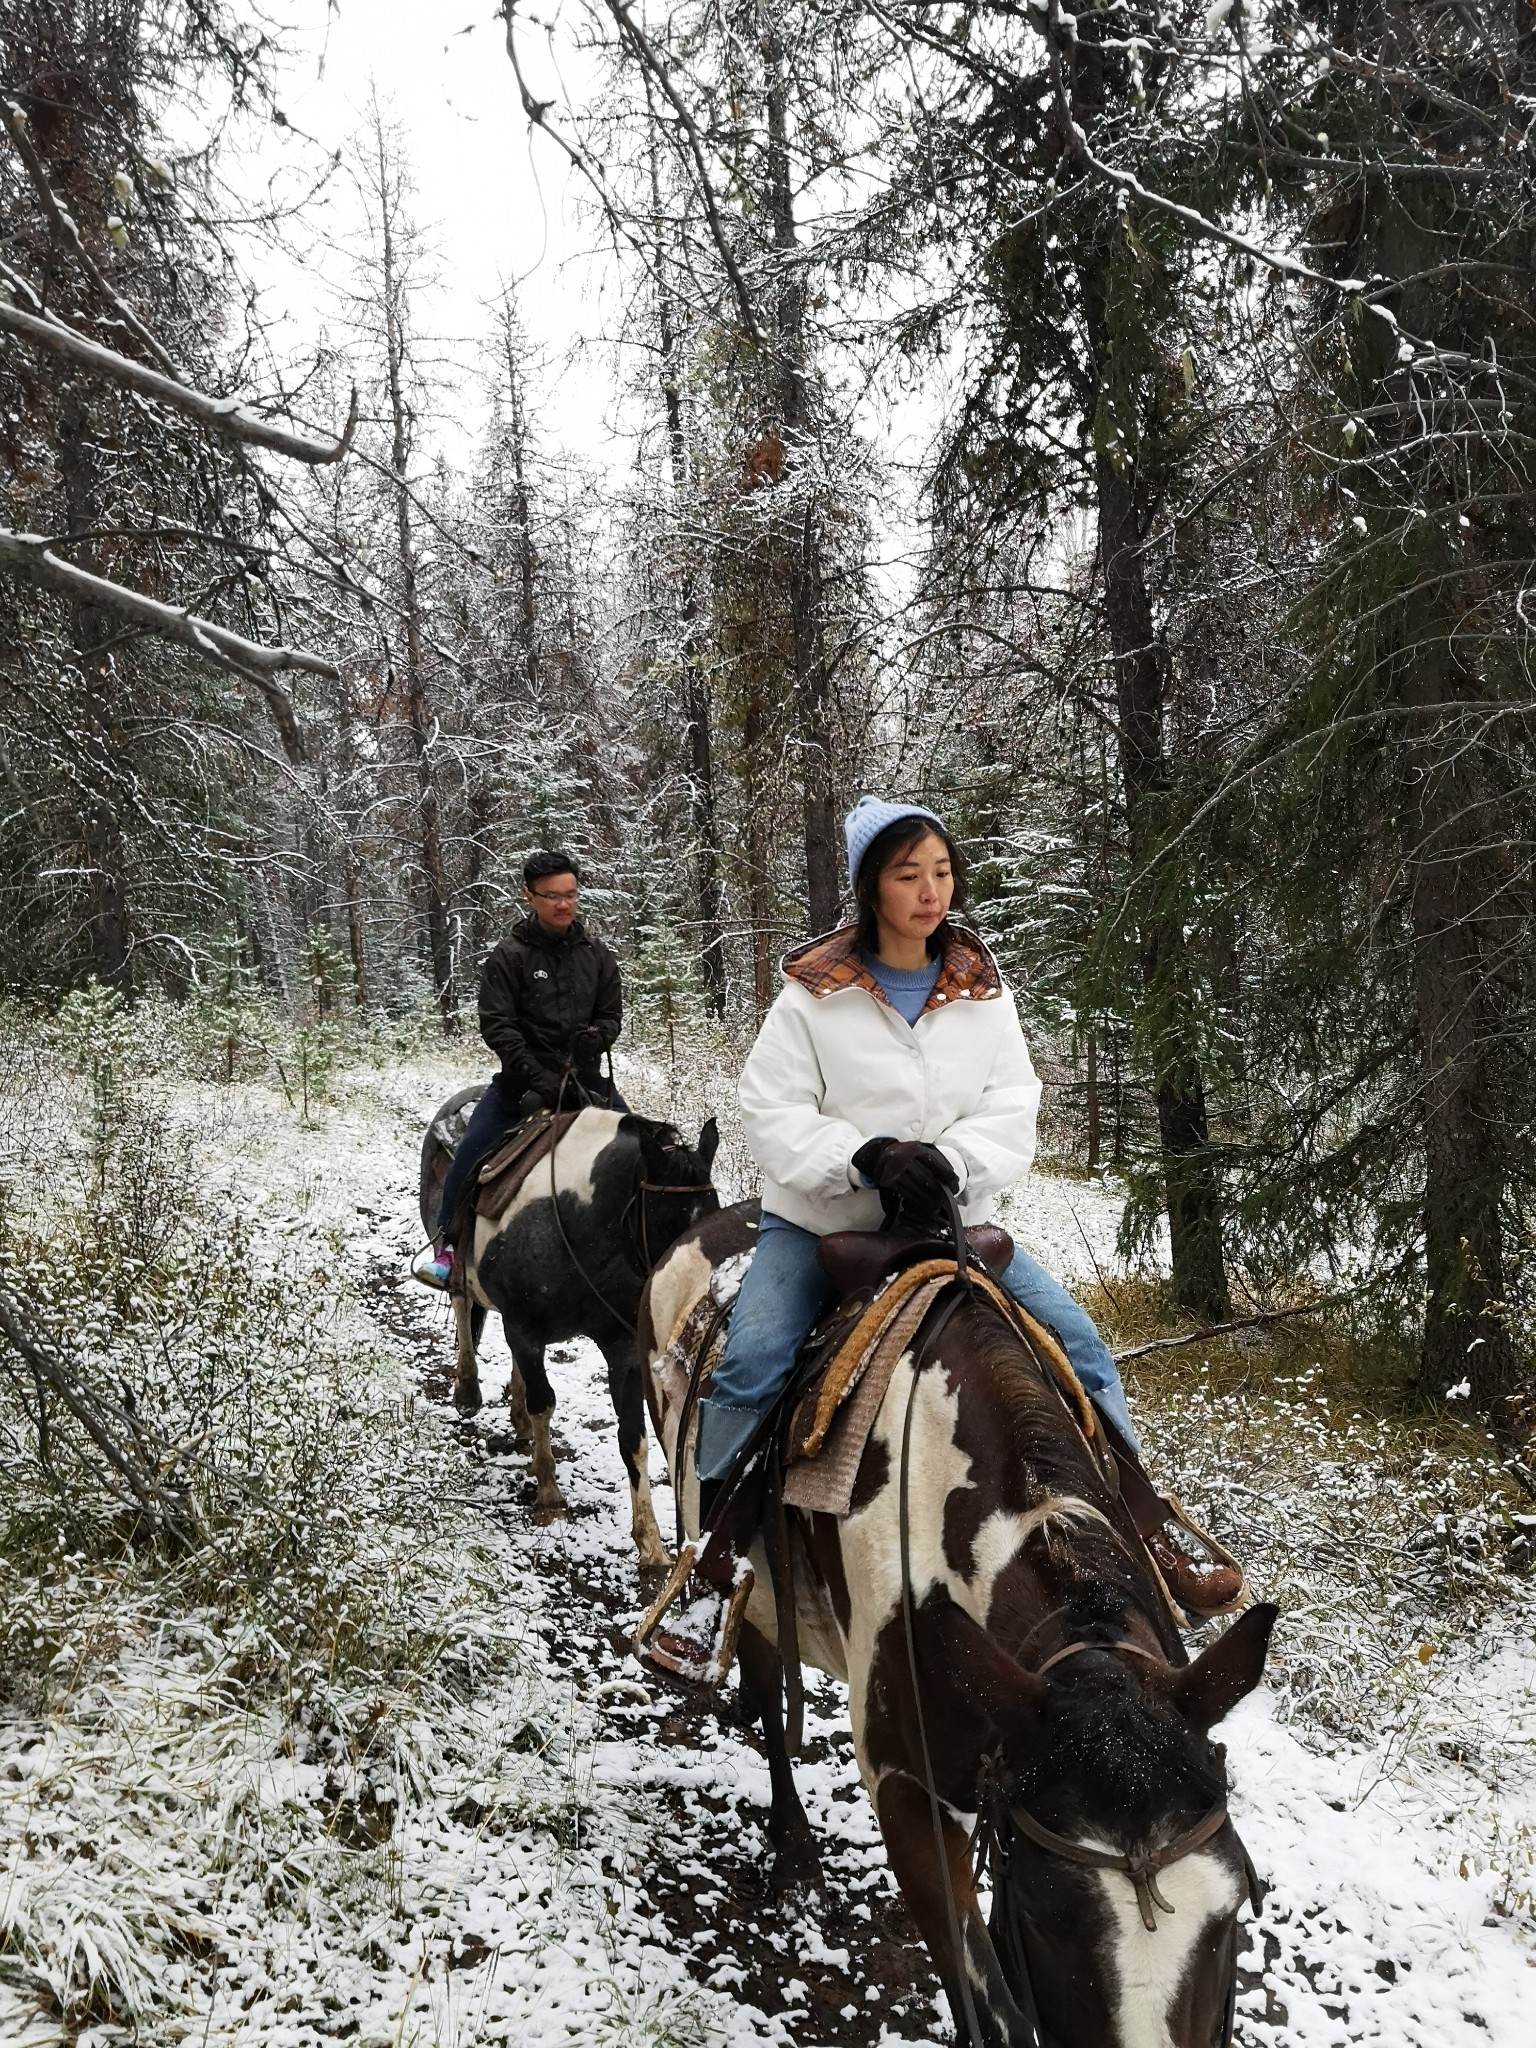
[696,1117,720,1172]
[920,1593,1046,1726]
[1172,1602,1278,1728]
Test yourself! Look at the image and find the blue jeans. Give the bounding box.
[704,1216,1137,1463]
[436,1071,629,1238]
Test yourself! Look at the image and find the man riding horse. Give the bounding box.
[415,849,628,1289]
[641,794,1243,1678]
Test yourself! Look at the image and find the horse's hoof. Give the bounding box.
[637,1546,674,1575]
[531,1498,569,1525]
[454,1392,483,1418]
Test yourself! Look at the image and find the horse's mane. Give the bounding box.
[958,1299,1180,1654]
[953,1300,1221,1827]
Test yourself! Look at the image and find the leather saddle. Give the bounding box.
[817,1222,1014,1297]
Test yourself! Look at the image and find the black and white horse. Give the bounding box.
[421,1096,718,1567]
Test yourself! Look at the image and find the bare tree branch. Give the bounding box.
[0,530,329,758]
[1,96,182,376]
[0,1280,199,1543]
[501,0,763,346]
[0,295,358,464]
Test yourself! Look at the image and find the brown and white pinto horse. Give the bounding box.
[640,1206,1275,2048]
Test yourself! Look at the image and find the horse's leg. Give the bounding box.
[875,1771,1032,2048]
[505,1342,533,1446]
[510,1335,567,1521]
[600,1338,670,1570]
[738,1622,823,1897]
[451,1288,483,1416]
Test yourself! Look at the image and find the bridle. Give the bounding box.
[982,1643,1236,1932]
[894,1191,1250,2048]
[626,1172,716,1280]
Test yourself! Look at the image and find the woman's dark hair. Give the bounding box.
[524,849,581,889]
[854,817,968,956]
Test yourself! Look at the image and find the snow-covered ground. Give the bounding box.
[2,1045,1532,2045]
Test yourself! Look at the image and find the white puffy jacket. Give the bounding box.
[737,922,1042,1235]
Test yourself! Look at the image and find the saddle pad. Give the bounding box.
[782,1273,955,1516]
[473,1111,580,1219]
[782,1271,1099,1519]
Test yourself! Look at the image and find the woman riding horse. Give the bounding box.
[644,794,1241,1677]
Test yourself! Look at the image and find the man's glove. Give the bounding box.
[851,1137,960,1214]
[518,1071,569,1116]
[573,1025,606,1072]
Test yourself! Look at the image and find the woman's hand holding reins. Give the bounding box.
[851,1137,959,1214]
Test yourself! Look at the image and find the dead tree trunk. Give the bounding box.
[763,23,840,935]
[374,124,455,1030]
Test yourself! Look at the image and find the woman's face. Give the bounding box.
[875,832,955,946]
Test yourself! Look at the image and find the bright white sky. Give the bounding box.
[239,0,629,472]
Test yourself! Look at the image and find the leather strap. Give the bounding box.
[1006,1799,1232,1935]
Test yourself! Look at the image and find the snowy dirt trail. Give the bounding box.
[229,1057,1534,2047]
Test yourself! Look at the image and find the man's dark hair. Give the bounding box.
[524,850,581,890]
[854,817,968,956]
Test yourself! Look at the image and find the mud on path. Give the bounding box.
[361,1239,951,2047]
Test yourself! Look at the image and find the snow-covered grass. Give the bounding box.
[0,1012,774,2044]
[0,1005,1532,2045]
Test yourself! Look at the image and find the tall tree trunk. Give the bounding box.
[652,180,728,1009]
[57,379,132,991]
[498,309,541,698]
[742,685,777,1012]
[1348,33,1521,1420]
[1095,420,1231,1323]
[376,129,455,1030]
[762,21,840,933]
[1396,606,1518,1411]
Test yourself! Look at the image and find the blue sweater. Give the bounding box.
[860,948,941,1026]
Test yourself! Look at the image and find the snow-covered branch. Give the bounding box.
[0,530,330,759]
[0,297,358,464]
[1,96,182,378]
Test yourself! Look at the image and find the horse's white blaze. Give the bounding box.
[1100,1850,1240,2048]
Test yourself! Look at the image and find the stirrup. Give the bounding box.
[410,1245,453,1292]
[1157,1492,1252,1619]
[633,1542,756,1687]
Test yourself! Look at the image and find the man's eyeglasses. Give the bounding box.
[531,887,580,903]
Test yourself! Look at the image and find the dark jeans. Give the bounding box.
[436,1071,629,1240]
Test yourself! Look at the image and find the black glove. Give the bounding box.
[573,1025,606,1072]
[518,1071,567,1115]
[851,1137,960,1214]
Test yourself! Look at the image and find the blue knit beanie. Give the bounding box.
[843,794,947,890]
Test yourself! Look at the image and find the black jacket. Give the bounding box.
[477,916,622,1090]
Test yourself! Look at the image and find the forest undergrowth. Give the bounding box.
[0,995,1530,2041]
[1097,1279,1536,1926]
[0,992,534,2040]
